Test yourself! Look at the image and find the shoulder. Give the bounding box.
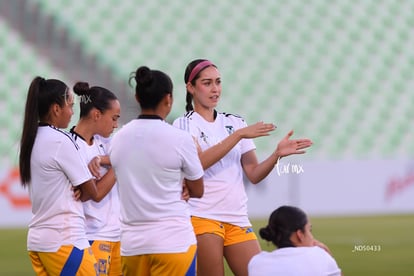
[307,246,340,267]
[165,121,192,138]
[248,251,272,269]
[173,111,196,130]
[93,134,110,144]
[112,120,135,137]
[45,126,80,150]
[308,247,341,274]
[218,111,248,129]
[219,112,246,122]
[308,246,332,257]
[68,127,84,146]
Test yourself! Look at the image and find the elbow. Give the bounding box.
[80,195,90,202]
[189,186,204,198]
[186,177,204,198]
[247,176,261,185]
[91,193,104,202]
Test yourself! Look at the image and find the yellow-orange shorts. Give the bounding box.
[121,244,197,276]
[29,245,97,276]
[89,240,122,276]
[191,216,257,246]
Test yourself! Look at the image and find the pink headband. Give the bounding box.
[187,60,215,83]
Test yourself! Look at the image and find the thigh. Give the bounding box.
[224,239,261,276]
[196,234,225,276]
[33,246,97,276]
[191,216,226,276]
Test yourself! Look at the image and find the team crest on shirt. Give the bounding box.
[225,125,234,135]
[200,131,208,143]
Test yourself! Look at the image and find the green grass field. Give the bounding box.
[1,214,413,276]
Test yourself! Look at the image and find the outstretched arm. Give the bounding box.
[198,122,276,169]
[242,130,313,184]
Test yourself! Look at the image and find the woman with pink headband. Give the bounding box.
[173,59,313,276]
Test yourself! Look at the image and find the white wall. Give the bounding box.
[246,159,414,218]
[1,159,414,227]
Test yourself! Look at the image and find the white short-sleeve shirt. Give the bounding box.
[27,125,93,252]
[248,246,342,276]
[70,130,120,242]
[173,111,256,226]
[109,117,204,256]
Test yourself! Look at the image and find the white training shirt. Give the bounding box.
[109,117,204,256]
[27,125,93,252]
[70,130,120,242]
[173,111,256,226]
[248,246,342,276]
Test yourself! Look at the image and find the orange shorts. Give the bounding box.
[121,244,197,276]
[191,216,257,246]
[29,245,97,276]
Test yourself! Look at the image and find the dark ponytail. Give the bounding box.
[129,66,173,110]
[19,77,69,185]
[73,81,117,118]
[259,205,308,248]
[185,93,193,112]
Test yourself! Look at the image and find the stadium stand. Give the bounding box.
[0,0,413,164]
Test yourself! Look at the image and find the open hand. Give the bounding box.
[276,130,313,157]
[239,121,276,139]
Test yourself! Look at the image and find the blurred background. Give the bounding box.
[1,0,413,275]
[0,0,413,227]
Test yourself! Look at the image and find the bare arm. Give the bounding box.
[99,155,111,166]
[184,177,204,198]
[79,167,116,202]
[198,122,276,170]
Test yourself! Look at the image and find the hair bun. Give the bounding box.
[135,66,153,86]
[259,225,275,242]
[73,81,90,96]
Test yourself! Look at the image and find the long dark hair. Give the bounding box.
[73,81,117,118]
[19,76,69,186]
[259,205,308,248]
[129,66,173,110]
[184,59,217,112]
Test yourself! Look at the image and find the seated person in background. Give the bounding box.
[248,205,342,276]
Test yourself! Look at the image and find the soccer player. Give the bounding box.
[19,76,114,275]
[70,81,122,276]
[173,59,313,276]
[109,66,204,276]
